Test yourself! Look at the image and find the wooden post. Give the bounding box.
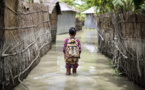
[0,0,5,89]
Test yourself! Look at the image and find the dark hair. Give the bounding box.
[69,27,76,36]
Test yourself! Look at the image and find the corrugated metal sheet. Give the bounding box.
[82,7,99,14]
[84,14,96,29]
[40,0,78,14]
[57,1,78,34]
[82,7,97,28]
[57,11,76,34]
[43,0,59,14]
[59,1,78,12]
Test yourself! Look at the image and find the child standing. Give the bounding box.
[63,27,81,75]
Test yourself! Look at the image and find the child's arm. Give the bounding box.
[63,38,69,54]
[77,39,81,54]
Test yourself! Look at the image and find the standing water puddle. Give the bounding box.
[15,30,144,90]
[83,44,98,53]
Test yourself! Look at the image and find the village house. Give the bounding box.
[57,1,78,34]
[82,7,97,29]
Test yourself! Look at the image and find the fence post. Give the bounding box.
[0,0,5,89]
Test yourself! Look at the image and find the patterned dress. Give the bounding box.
[63,38,81,68]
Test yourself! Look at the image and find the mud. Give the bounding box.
[15,30,143,90]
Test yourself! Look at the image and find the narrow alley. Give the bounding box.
[15,30,143,90]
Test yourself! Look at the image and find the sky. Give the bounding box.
[75,0,83,5]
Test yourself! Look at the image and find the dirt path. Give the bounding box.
[15,30,143,90]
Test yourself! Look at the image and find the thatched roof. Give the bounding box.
[34,0,77,13]
[82,7,99,14]
[43,0,61,14]
[59,1,78,13]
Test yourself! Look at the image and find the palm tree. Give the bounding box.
[83,0,144,14]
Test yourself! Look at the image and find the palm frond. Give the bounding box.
[133,0,144,10]
[113,0,123,6]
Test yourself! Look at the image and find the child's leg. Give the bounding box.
[72,64,78,73]
[66,63,71,75]
[66,68,71,75]
[73,68,77,73]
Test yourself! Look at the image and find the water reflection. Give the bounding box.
[15,30,144,90]
[83,44,98,53]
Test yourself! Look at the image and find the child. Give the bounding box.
[63,27,81,75]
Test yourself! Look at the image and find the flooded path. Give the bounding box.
[15,30,143,90]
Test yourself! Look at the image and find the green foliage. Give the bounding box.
[60,0,75,6]
[75,2,90,21]
[113,0,123,6]
[141,5,145,10]
[109,60,115,69]
[113,0,134,12]
[113,0,144,12]
[114,68,122,76]
[28,0,34,3]
[83,0,145,14]
[84,0,115,14]
[76,14,85,21]
[60,0,90,21]
[109,60,122,76]
[133,0,144,10]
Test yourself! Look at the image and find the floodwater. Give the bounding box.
[15,30,144,90]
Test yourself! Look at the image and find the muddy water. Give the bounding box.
[15,30,144,90]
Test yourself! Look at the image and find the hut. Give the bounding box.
[34,0,61,42]
[57,1,78,34]
[82,7,98,29]
[43,0,61,42]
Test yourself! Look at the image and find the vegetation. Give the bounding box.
[60,0,91,21]
[28,0,34,3]
[75,2,91,21]
[60,0,145,21]
[60,0,76,6]
[27,0,144,20]
[83,0,145,14]
[109,60,122,76]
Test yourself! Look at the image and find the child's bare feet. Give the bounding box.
[73,68,77,73]
[66,68,71,75]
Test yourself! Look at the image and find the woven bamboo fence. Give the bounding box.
[50,6,58,43]
[97,12,145,88]
[0,0,52,89]
[75,18,82,31]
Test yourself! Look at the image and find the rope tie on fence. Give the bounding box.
[18,10,49,15]
[112,41,128,59]
[5,5,49,20]
[93,17,104,41]
[5,32,51,89]
[18,72,29,90]
[17,41,51,90]
[4,20,50,30]
[119,21,145,23]
[98,34,104,41]
[94,15,129,59]
[2,3,51,90]
[5,5,24,20]
[2,32,50,57]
